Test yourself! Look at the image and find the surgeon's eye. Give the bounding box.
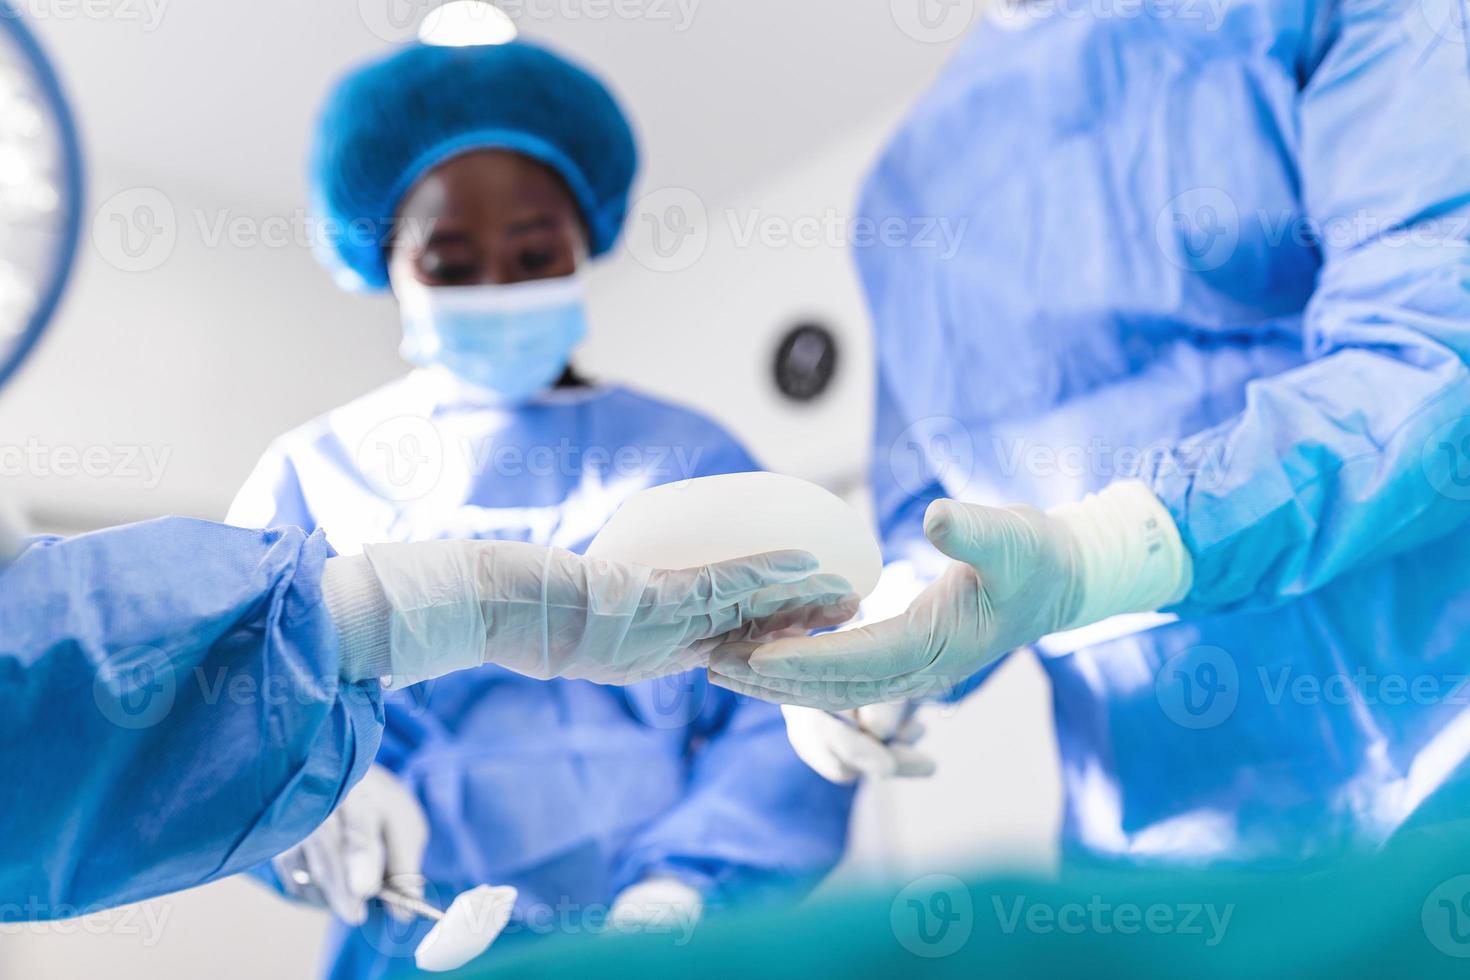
[517,247,560,276]
[418,250,480,285]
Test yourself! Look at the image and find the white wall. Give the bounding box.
[2,4,1061,976]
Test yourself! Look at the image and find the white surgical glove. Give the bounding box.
[606,877,704,935]
[781,702,935,784]
[710,481,1191,709]
[323,542,858,688]
[273,765,428,925]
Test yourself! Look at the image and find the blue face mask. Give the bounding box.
[396,274,589,404]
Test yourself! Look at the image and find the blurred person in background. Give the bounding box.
[226,41,856,977]
[0,6,845,923]
[716,0,1470,868]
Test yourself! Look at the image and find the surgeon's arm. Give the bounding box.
[609,681,855,906]
[870,369,950,573]
[869,363,1006,701]
[0,519,383,917]
[712,4,1470,712]
[1141,4,1470,615]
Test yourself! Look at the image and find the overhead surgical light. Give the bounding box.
[418,1,519,46]
[0,3,81,391]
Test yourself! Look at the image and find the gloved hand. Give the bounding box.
[324,542,859,688]
[709,481,1191,709]
[606,876,704,936]
[273,765,428,925]
[781,702,936,784]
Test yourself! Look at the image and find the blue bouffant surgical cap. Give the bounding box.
[310,41,639,291]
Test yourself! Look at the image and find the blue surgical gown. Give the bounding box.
[227,372,855,978]
[862,1,1470,863]
[0,519,383,916]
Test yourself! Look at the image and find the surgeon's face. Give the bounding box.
[389,149,588,288]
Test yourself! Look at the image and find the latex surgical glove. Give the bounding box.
[710,481,1191,709]
[323,541,859,688]
[606,877,704,937]
[273,765,428,926]
[781,702,935,784]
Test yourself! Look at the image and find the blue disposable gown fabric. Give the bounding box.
[861,0,1470,864]
[0,518,383,917]
[228,372,855,979]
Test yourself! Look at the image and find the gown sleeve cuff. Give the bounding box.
[322,555,393,682]
[1052,479,1194,629]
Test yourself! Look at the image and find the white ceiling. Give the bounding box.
[31,0,967,209]
[5,2,972,528]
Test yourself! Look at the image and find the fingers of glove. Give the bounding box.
[923,499,1041,597]
[853,701,915,741]
[708,664,831,707]
[896,716,928,745]
[781,707,860,784]
[791,739,859,784]
[681,574,857,642]
[730,565,993,687]
[743,574,858,620]
[826,725,906,780]
[781,703,852,741]
[708,658,935,710]
[783,705,909,780]
[737,594,861,642]
[273,848,322,905]
[338,805,387,926]
[889,744,939,779]
[729,604,936,683]
[301,824,366,925]
[380,804,428,920]
[380,809,428,884]
[750,623,811,640]
[660,551,821,617]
